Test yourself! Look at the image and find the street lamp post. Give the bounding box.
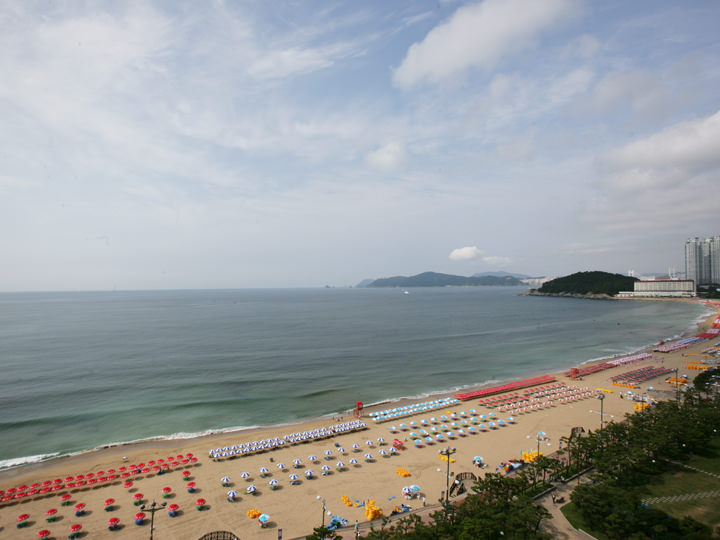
[438,447,456,505]
[139,500,166,540]
[674,368,680,402]
[596,393,605,430]
[316,496,327,528]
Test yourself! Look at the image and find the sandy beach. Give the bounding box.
[1,301,718,540]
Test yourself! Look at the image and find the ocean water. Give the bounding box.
[0,287,709,470]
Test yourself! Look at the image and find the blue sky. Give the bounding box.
[1,0,719,290]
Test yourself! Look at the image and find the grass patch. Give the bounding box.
[560,501,612,540]
[638,439,720,532]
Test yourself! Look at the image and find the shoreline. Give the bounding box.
[1,300,714,477]
[1,300,717,540]
[1,299,714,482]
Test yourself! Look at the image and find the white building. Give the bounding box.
[617,280,696,298]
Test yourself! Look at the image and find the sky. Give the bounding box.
[1,0,719,291]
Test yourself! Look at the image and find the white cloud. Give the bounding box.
[449,246,484,261]
[393,0,579,88]
[365,142,408,171]
[601,109,720,179]
[586,110,720,231]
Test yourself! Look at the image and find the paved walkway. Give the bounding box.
[536,477,595,540]
[665,459,720,480]
[642,489,720,505]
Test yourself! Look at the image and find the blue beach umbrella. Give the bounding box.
[227,490,238,501]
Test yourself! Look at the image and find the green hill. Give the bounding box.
[538,271,637,296]
[368,271,522,287]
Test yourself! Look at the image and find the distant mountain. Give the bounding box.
[367,271,522,288]
[354,278,375,288]
[537,271,637,297]
[472,271,533,279]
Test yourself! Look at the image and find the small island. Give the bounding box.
[526,271,638,298]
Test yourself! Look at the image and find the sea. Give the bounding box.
[0,286,710,471]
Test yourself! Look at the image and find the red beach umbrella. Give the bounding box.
[190,457,198,463]
[108,517,120,526]
[196,498,206,505]
[70,524,82,533]
[74,480,86,487]
[61,494,72,502]
[176,454,183,460]
[37,530,51,539]
[74,503,86,511]
[182,471,191,478]
[31,482,41,489]
[65,482,75,489]
[121,472,130,478]
[18,484,28,490]
[6,487,16,493]
[53,479,63,485]
[162,487,171,495]
[97,470,105,475]
[108,468,118,473]
[123,481,133,489]
[64,476,74,482]
[17,513,30,522]
[133,492,144,501]
[107,474,117,481]
[148,460,156,466]
[105,498,115,506]
[28,489,39,495]
[137,462,145,468]
[151,465,160,471]
[135,512,146,521]
[186,453,194,458]
[168,503,179,511]
[40,487,51,494]
[157,458,165,463]
[75,474,84,480]
[46,508,58,519]
[141,468,150,474]
[87,478,97,485]
[85,472,95,478]
[15,491,27,498]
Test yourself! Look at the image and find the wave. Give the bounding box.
[0,452,60,471]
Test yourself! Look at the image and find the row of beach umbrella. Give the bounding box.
[1,455,197,504]
[369,397,461,422]
[209,420,368,460]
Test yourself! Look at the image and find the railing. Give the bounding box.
[198,531,239,540]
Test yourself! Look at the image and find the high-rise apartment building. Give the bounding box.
[685,236,720,287]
